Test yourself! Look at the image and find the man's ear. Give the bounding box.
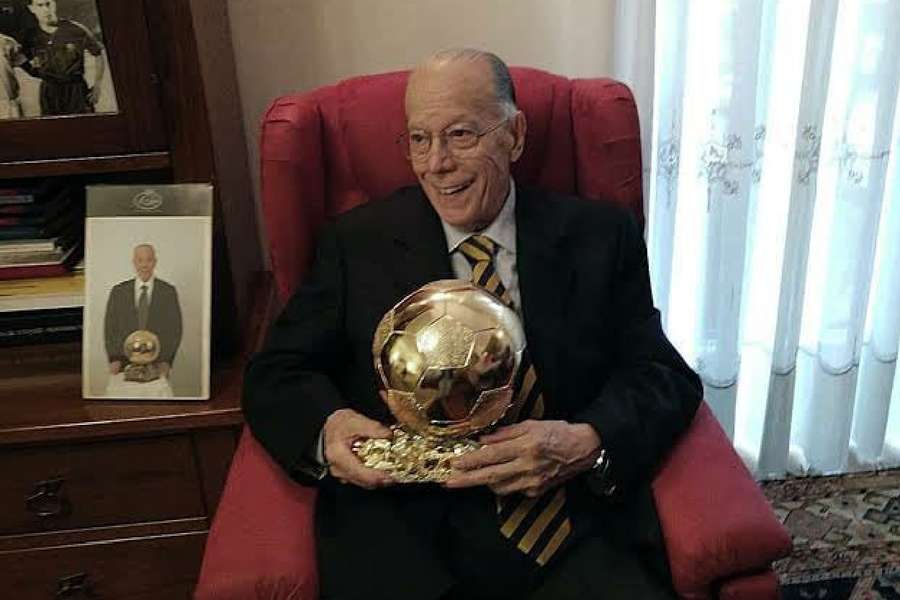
[509,111,527,163]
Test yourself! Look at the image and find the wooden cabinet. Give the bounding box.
[0,435,205,536]
[0,0,263,596]
[1,528,207,599]
[0,340,254,598]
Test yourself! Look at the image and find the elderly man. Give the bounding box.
[104,243,182,398]
[244,49,702,600]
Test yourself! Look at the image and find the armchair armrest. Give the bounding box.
[652,403,792,600]
[195,429,319,600]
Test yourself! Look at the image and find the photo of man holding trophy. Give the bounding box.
[82,184,212,401]
[244,49,703,600]
[103,243,182,398]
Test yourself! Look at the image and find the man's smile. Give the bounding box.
[436,181,474,195]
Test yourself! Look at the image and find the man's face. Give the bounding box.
[132,246,156,282]
[404,59,526,231]
[28,0,57,27]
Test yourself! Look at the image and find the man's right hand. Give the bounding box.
[109,361,121,375]
[323,408,395,489]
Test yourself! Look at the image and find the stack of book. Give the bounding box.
[0,267,84,347]
[0,180,85,347]
[0,180,84,280]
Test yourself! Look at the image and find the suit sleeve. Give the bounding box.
[104,286,122,363]
[243,223,349,483]
[574,212,703,497]
[161,286,182,365]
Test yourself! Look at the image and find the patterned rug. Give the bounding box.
[763,470,900,599]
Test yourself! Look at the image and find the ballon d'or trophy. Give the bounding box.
[122,330,162,382]
[353,280,526,482]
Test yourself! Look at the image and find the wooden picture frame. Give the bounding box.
[0,0,167,162]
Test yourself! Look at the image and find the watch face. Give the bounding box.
[586,450,616,496]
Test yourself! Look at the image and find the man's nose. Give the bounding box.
[425,137,455,173]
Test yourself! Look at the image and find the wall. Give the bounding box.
[227,0,616,247]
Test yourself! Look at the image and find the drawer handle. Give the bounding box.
[56,573,94,599]
[25,477,71,518]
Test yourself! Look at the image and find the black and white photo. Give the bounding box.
[0,0,117,120]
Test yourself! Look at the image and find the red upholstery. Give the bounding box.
[652,404,791,599]
[196,430,319,600]
[195,68,791,599]
[718,570,783,600]
[259,68,643,304]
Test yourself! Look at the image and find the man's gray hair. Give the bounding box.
[428,48,518,117]
[134,243,156,256]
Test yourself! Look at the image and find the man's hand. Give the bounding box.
[324,408,395,489]
[445,420,601,497]
[109,361,121,375]
[158,362,170,378]
[86,86,99,106]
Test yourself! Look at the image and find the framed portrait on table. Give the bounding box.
[82,183,211,400]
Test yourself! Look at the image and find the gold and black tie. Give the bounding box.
[457,234,572,567]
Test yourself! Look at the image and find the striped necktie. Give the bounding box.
[138,284,150,330]
[457,234,572,567]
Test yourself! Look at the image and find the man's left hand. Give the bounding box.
[158,362,170,378]
[444,420,601,497]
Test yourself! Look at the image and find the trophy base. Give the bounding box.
[123,363,160,383]
[352,425,479,483]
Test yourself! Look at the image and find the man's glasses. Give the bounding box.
[399,116,510,161]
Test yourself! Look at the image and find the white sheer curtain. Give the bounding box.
[615,0,900,479]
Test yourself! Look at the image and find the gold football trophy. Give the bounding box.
[353,280,526,482]
[122,330,162,383]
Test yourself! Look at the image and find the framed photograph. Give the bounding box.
[82,184,212,400]
[0,0,166,161]
[1,0,119,121]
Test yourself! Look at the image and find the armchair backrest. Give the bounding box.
[259,67,643,303]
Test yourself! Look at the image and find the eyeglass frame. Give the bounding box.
[397,115,513,162]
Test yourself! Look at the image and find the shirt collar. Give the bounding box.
[442,179,517,254]
[135,276,155,292]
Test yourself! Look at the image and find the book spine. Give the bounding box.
[0,194,36,205]
[0,308,83,347]
[0,322,82,347]
[0,263,70,280]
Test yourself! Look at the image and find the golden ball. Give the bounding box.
[373,280,525,439]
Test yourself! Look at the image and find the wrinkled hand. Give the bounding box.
[445,420,601,497]
[109,361,121,375]
[324,408,395,489]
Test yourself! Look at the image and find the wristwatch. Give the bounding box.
[586,448,617,497]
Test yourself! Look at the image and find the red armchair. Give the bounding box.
[195,68,791,600]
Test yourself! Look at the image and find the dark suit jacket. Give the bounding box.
[243,185,703,600]
[104,277,183,366]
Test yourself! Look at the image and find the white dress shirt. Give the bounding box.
[441,179,520,312]
[134,276,155,306]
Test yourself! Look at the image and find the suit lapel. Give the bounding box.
[516,185,575,407]
[387,187,454,297]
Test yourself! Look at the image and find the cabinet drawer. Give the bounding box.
[0,436,205,535]
[0,531,205,599]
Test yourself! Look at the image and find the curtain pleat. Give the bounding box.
[615,0,900,478]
